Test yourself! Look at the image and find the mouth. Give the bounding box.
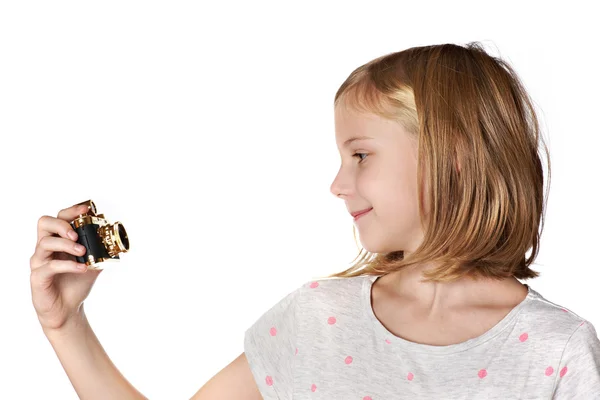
[351,207,373,220]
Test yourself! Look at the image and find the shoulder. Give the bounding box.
[243,274,371,349]
[522,286,600,358]
[244,275,369,330]
[535,292,600,397]
[298,274,371,308]
[524,286,591,335]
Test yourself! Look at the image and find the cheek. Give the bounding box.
[377,172,420,216]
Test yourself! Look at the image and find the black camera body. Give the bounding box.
[69,200,130,270]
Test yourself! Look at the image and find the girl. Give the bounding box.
[31,42,600,399]
[242,41,600,399]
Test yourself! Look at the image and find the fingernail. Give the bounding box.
[68,230,78,240]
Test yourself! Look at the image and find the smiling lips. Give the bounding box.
[351,207,373,220]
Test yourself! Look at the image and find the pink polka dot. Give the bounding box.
[363,397,373,400]
[327,316,337,325]
[295,347,298,355]
[407,372,414,381]
[345,356,353,364]
[545,366,554,376]
[311,383,317,392]
[385,339,391,344]
[269,327,277,336]
[309,281,319,288]
[561,308,567,312]
[478,369,487,378]
[266,376,273,386]
[519,332,529,342]
[560,366,568,377]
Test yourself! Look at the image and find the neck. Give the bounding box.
[380,267,525,312]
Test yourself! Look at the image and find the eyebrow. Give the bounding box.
[343,136,374,147]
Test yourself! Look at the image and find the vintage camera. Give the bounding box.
[69,200,130,270]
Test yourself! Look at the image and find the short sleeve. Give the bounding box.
[244,283,303,400]
[552,320,600,399]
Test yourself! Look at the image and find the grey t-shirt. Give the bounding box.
[244,274,600,399]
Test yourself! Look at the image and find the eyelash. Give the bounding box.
[353,152,368,163]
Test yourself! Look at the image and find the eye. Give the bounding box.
[352,152,368,163]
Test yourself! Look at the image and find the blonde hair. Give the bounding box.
[320,41,551,283]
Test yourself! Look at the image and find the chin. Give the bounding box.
[359,236,393,254]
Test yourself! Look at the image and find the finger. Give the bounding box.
[36,215,79,246]
[30,259,89,289]
[57,201,92,222]
[31,236,87,268]
[36,203,91,245]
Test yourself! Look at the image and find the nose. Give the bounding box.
[330,167,353,198]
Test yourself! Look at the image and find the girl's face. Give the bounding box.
[330,105,429,254]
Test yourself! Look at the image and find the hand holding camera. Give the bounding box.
[29,200,129,333]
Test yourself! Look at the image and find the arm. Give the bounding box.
[552,320,600,398]
[43,308,148,400]
[189,352,263,400]
[44,308,263,400]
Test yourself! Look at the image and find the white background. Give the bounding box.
[1,1,598,399]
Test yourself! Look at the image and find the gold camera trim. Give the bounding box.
[71,200,129,268]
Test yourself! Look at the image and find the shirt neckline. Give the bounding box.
[362,274,535,355]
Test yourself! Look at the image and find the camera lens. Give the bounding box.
[117,223,130,250]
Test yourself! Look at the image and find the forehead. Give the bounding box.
[334,104,407,148]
